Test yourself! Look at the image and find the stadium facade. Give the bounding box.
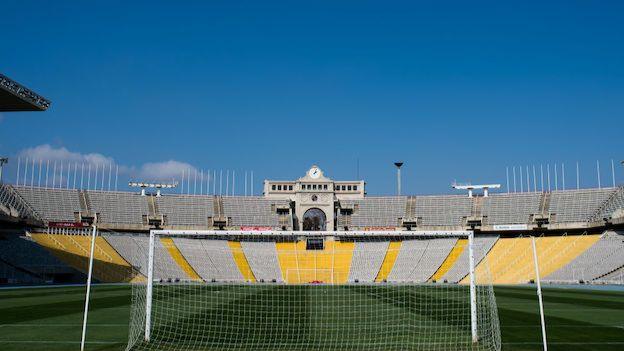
[2,165,623,233]
[0,164,623,286]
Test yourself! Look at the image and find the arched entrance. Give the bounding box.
[302,208,326,231]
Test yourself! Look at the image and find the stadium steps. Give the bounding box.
[227,241,256,282]
[159,237,202,281]
[467,235,600,284]
[147,196,159,217]
[78,190,91,212]
[430,238,467,282]
[275,239,354,284]
[594,263,624,281]
[0,184,42,221]
[374,241,401,282]
[472,197,483,218]
[405,196,416,218]
[538,192,551,215]
[590,185,624,222]
[30,233,138,282]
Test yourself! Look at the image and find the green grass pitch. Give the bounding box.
[0,285,622,351]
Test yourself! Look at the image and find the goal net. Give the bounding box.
[122,230,500,351]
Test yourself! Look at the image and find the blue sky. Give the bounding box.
[1,1,623,195]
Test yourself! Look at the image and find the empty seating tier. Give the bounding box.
[276,239,354,284]
[387,238,456,282]
[156,195,214,227]
[441,236,498,283]
[222,197,289,228]
[241,241,283,282]
[88,191,147,225]
[348,241,390,282]
[545,231,624,283]
[172,238,244,282]
[105,233,186,281]
[31,233,139,282]
[342,197,406,228]
[482,193,541,225]
[14,187,80,222]
[468,235,600,285]
[549,188,616,223]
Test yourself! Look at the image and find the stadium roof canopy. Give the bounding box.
[0,73,50,111]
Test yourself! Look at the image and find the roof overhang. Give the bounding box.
[0,74,50,111]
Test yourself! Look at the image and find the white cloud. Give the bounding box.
[134,160,197,181]
[17,144,197,183]
[19,144,114,165]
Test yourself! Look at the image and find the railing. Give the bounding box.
[0,183,42,221]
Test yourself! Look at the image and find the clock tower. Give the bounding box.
[263,165,365,230]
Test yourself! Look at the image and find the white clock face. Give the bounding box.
[309,167,321,179]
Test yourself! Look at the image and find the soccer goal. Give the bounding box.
[124,230,500,351]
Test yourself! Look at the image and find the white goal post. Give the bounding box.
[123,229,500,351]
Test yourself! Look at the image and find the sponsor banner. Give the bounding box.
[240,226,273,231]
[48,221,89,228]
[492,224,528,231]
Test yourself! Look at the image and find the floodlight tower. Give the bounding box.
[394,162,403,196]
[129,181,178,196]
[0,157,8,184]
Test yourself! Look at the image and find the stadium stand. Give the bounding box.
[13,186,78,222]
[227,241,257,281]
[348,240,390,282]
[387,238,457,282]
[6,184,624,230]
[105,233,184,281]
[544,231,624,283]
[0,234,78,280]
[160,237,202,281]
[155,194,214,227]
[172,238,243,282]
[482,193,541,225]
[590,186,624,222]
[0,260,43,284]
[548,188,616,223]
[222,196,290,228]
[375,241,401,282]
[240,241,283,282]
[276,239,354,283]
[30,233,139,282]
[341,197,406,228]
[440,236,498,283]
[468,235,601,284]
[0,184,42,221]
[88,191,148,225]
[411,196,473,227]
[596,266,624,284]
